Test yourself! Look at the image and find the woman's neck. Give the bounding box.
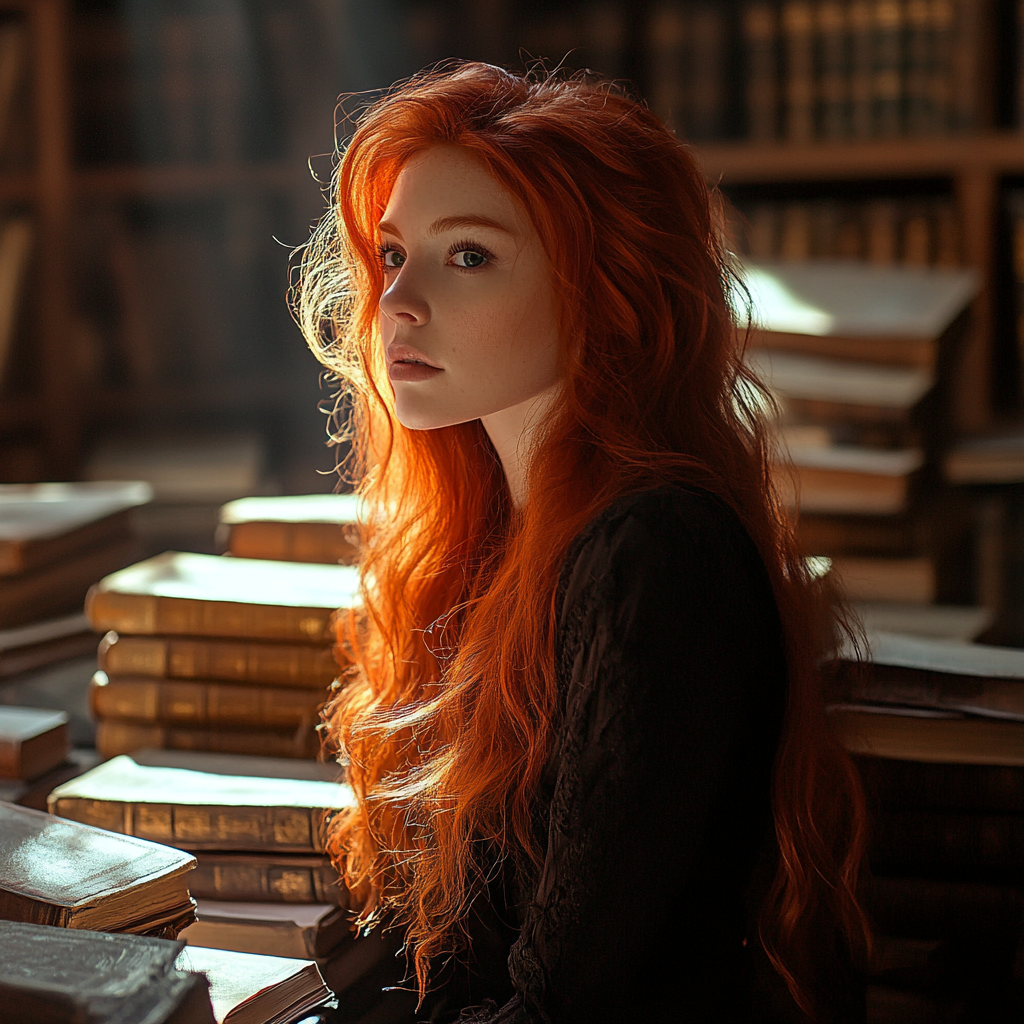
[480,382,562,510]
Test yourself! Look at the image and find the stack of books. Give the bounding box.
[83,551,357,759]
[0,706,99,811]
[0,482,149,673]
[217,493,361,565]
[740,259,986,638]
[0,921,339,1024]
[830,632,1024,1015]
[46,750,385,1006]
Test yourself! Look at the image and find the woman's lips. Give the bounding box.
[389,360,444,382]
[386,342,443,382]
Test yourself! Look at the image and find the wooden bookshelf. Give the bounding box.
[76,162,312,201]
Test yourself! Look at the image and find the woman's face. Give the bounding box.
[377,145,562,430]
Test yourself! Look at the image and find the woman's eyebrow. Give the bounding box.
[429,215,513,236]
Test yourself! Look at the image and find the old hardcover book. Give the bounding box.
[776,449,925,516]
[0,748,101,812]
[840,630,1024,720]
[0,613,97,678]
[0,921,215,1024]
[851,603,992,641]
[48,754,353,853]
[0,706,70,780]
[830,707,1024,766]
[175,945,332,1024]
[740,260,979,367]
[0,481,151,576]
[128,749,340,782]
[0,801,196,935]
[85,552,359,642]
[871,809,1024,871]
[98,631,339,687]
[742,1,780,140]
[190,853,344,906]
[0,536,142,630]
[944,428,1024,484]
[830,556,936,603]
[219,494,361,565]
[94,720,321,761]
[182,900,349,961]
[90,672,325,730]
[98,632,340,688]
[856,756,1024,814]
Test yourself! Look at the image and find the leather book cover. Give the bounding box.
[0,706,70,780]
[0,801,196,934]
[90,672,326,731]
[175,945,332,1024]
[98,631,341,688]
[190,853,345,906]
[181,899,350,961]
[0,920,215,1024]
[48,754,353,853]
[0,536,142,630]
[0,482,149,576]
[85,551,359,642]
[94,720,321,761]
[220,493,362,565]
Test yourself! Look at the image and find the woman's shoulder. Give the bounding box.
[560,483,758,585]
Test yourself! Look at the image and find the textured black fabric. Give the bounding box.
[352,485,858,1024]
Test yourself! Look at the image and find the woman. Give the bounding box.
[297,63,871,1023]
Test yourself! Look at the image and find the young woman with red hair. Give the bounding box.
[297,62,871,1023]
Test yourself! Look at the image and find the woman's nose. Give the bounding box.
[379,268,430,326]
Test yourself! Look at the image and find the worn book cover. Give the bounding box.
[181,899,349,961]
[219,493,361,565]
[0,920,215,1024]
[0,706,70,780]
[176,944,333,1024]
[190,853,345,906]
[49,754,353,853]
[98,631,341,688]
[94,720,321,761]
[0,801,196,935]
[86,552,359,642]
[0,481,150,576]
[90,672,326,731]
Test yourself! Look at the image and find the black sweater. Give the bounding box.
[349,485,861,1024]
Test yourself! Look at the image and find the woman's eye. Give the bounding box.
[451,250,488,268]
[380,247,405,269]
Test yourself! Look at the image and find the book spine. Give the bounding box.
[949,0,982,132]
[849,0,875,135]
[1011,195,1024,396]
[779,201,813,259]
[227,521,361,566]
[90,673,326,729]
[817,0,851,139]
[687,2,728,141]
[872,810,1024,869]
[783,0,817,141]
[99,634,340,686]
[743,1,781,141]
[856,755,1024,813]
[51,791,329,853]
[190,856,345,905]
[87,592,336,643]
[904,0,932,134]
[871,0,905,138]
[0,889,70,929]
[93,719,321,763]
[647,2,688,134]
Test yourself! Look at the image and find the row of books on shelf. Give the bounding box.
[729,195,961,267]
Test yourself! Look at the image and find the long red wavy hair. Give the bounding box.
[296,62,870,1018]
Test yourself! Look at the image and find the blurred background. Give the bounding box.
[2,0,1024,607]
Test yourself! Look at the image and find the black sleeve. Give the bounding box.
[457,486,789,1024]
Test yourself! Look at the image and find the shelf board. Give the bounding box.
[695,132,1024,185]
[75,161,321,200]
